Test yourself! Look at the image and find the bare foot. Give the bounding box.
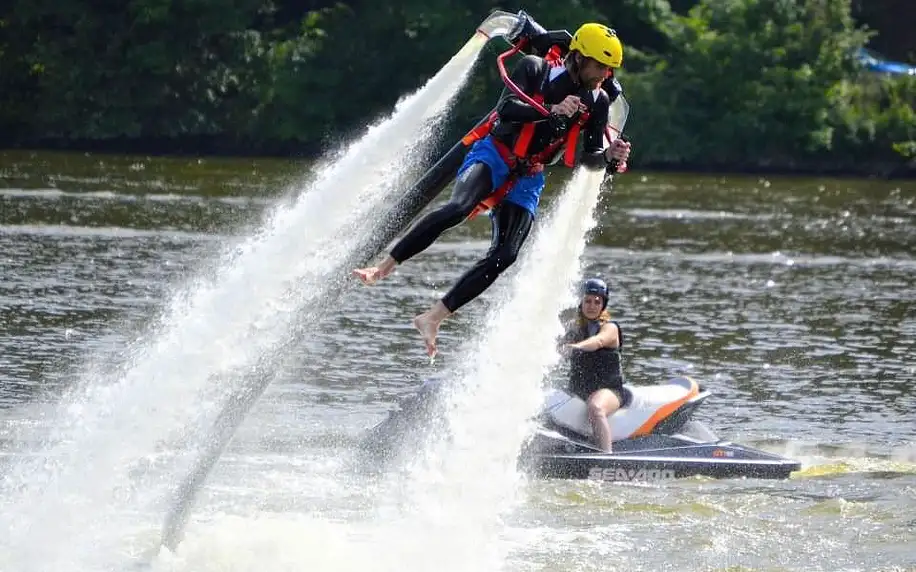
[352,256,397,286]
[352,267,381,285]
[413,312,441,358]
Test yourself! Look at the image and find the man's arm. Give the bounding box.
[495,55,548,123]
[580,89,630,172]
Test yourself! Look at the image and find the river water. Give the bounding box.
[1,149,914,571]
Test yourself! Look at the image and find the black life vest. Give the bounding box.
[565,318,624,392]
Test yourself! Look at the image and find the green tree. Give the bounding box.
[623,0,871,169]
[0,0,911,175]
[1,0,268,141]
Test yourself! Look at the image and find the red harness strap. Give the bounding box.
[467,178,516,220]
[512,93,545,158]
[463,111,591,220]
[461,111,499,146]
[563,122,583,167]
[459,52,594,220]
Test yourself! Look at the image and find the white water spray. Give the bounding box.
[0,33,489,572]
[150,167,613,572]
[317,166,610,572]
[393,166,609,571]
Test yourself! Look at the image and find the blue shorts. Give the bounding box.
[457,136,546,215]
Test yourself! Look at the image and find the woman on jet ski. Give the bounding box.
[560,277,630,452]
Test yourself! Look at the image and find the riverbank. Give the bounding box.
[4,0,914,184]
[3,140,913,181]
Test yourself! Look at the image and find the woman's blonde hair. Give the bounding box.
[576,306,611,327]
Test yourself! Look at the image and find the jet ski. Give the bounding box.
[358,376,802,481]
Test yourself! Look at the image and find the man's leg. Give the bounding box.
[352,162,494,285]
[413,201,534,356]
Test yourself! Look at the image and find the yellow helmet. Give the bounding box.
[569,23,623,68]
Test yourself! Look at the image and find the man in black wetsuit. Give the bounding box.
[353,22,632,357]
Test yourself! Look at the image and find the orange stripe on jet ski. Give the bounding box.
[631,377,700,437]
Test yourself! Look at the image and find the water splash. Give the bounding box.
[0,32,489,572]
[141,166,613,572]
[350,167,611,572]
[407,167,608,571]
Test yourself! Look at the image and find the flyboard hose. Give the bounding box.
[154,9,626,556]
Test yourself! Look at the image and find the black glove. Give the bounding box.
[546,110,569,137]
[606,134,629,175]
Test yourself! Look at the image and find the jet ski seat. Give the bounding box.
[543,376,701,440]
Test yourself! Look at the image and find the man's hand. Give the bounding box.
[550,95,585,117]
[605,138,631,173]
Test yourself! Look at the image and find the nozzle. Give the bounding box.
[506,10,548,47]
[505,11,572,57]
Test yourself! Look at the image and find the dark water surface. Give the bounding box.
[1,150,913,571]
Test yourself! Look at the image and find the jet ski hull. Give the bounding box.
[522,431,801,481]
[532,452,801,481]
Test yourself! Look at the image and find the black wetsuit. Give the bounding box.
[564,318,629,406]
[388,55,619,313]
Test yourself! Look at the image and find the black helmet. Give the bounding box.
[581,277,609,309]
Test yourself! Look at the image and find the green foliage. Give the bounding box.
[0,0,912,174]
[624,0,874,168]
[0,0,268,141]
[827,74,916,163]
